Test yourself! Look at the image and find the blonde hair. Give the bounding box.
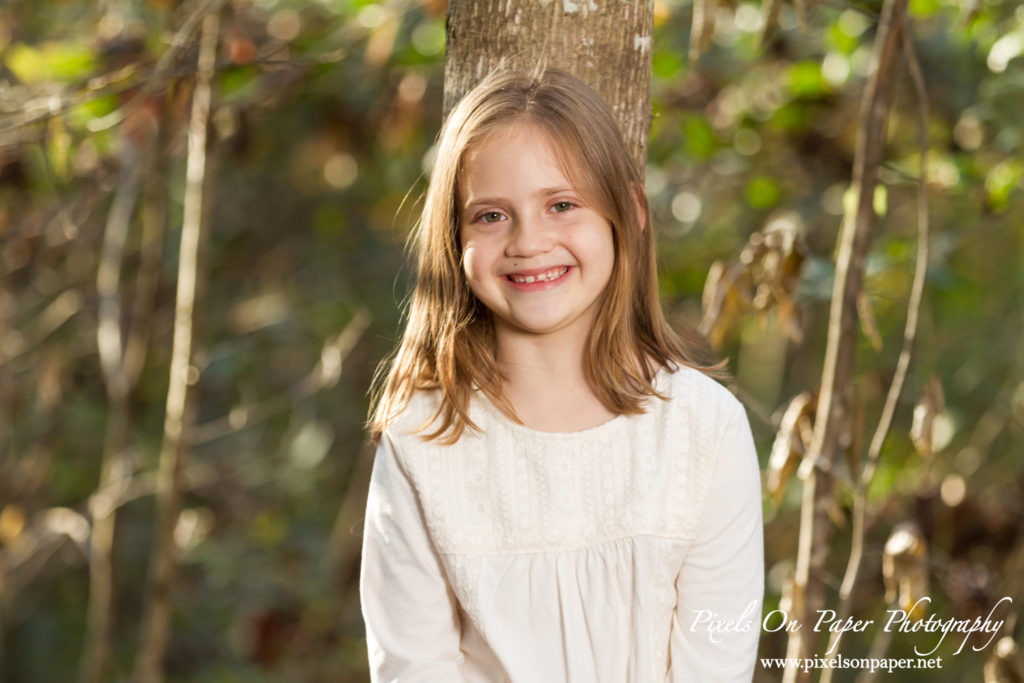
[369,68,720,444]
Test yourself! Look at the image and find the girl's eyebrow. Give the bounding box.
[463,187,578,209]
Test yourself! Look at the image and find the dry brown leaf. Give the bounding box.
[776,296,804,343]
[701,260,727,322]
[910,376,945,459]
[857,291,884,351]
[779,240,806,291]
[767,391,816,502]
[700,260,749,348]
[985,637,1024,683]
[710,285,744,349]
[0,504,26,546]
[882,522,929,620]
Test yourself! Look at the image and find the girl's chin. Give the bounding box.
[492,313,593,338]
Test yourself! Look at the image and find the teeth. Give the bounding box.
[509,267,568,284]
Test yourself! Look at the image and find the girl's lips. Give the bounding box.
[503,265,572,290]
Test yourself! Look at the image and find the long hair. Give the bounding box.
[369,68,720,444]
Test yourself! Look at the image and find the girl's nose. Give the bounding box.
[505,215,555,258]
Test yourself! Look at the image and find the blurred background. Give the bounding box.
[0,0,1021,681]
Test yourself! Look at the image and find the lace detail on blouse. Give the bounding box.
[392,366,729,556]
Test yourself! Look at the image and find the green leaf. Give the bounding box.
[652,50,683,79]
[745,175,781,209]
[5,41,96,83]
[825,23,858,55]
[986,159,1022,210]
[681,114,719,160]
[787,61,826,98]
[219,65,261,100]
[909,0,941,18]
[67,94,118,131]
[411,19,445,57]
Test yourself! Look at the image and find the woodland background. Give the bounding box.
[0,0,1021,681]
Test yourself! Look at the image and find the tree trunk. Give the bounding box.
[445,0,654,171]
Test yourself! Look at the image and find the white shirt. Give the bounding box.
[361,365,764,682]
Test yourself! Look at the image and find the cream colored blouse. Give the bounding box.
[361,365,764,682]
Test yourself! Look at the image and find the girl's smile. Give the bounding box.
[504,265,571,288]
[458,122,614,339]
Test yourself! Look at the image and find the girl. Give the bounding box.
[362,68,764,682]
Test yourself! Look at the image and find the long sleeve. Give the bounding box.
[360,431,465,681]
[669,401,765,682]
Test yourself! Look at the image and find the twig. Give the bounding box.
[133,7,220,682]
[783,0,908,678]
[819,15,931,679]
[730,383,779,431]
[188,309,371,446]
[80,94,168,683]
[95,155,143,399]
[80,142,144,683]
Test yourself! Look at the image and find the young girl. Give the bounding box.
[362,68,764,682]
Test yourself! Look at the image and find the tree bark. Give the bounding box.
[444,0,654,170]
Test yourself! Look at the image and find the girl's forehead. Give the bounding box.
[468,120,552,158]
[460,120,595,194]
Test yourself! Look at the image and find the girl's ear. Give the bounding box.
[631,181,649,232]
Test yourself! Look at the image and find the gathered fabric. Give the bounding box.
[361,366,764,682]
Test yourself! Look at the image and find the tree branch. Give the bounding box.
[783,0,908,678]
[188,309,371,446]
[80,94,168,683]
[819,15,931,679]
[133,7,220,682]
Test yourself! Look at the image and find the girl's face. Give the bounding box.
[458,122,615,345]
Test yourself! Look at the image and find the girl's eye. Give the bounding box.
[479,211,505,224]
[551,201,574,213]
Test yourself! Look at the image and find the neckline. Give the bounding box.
[474,364,673,439]
[478,395,628,439]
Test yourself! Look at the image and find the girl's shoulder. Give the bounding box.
[379,388,444,441]
[658,363,745,423]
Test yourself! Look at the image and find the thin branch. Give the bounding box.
[95,155,143,400]
[80,146,143,683]
[80,95,168,683]
[133,7,220,682]
[820,16,931,680]
[862,4,930,489]
[28,118,79,242]
[730,383,779,431]
[783,0,908,678]
[188,309,371,446]
[79,406,130,683]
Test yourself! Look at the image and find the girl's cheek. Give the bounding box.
[462,247,482,279]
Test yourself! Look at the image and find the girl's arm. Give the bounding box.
[360,431,465,681]
[670,401,764,682]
